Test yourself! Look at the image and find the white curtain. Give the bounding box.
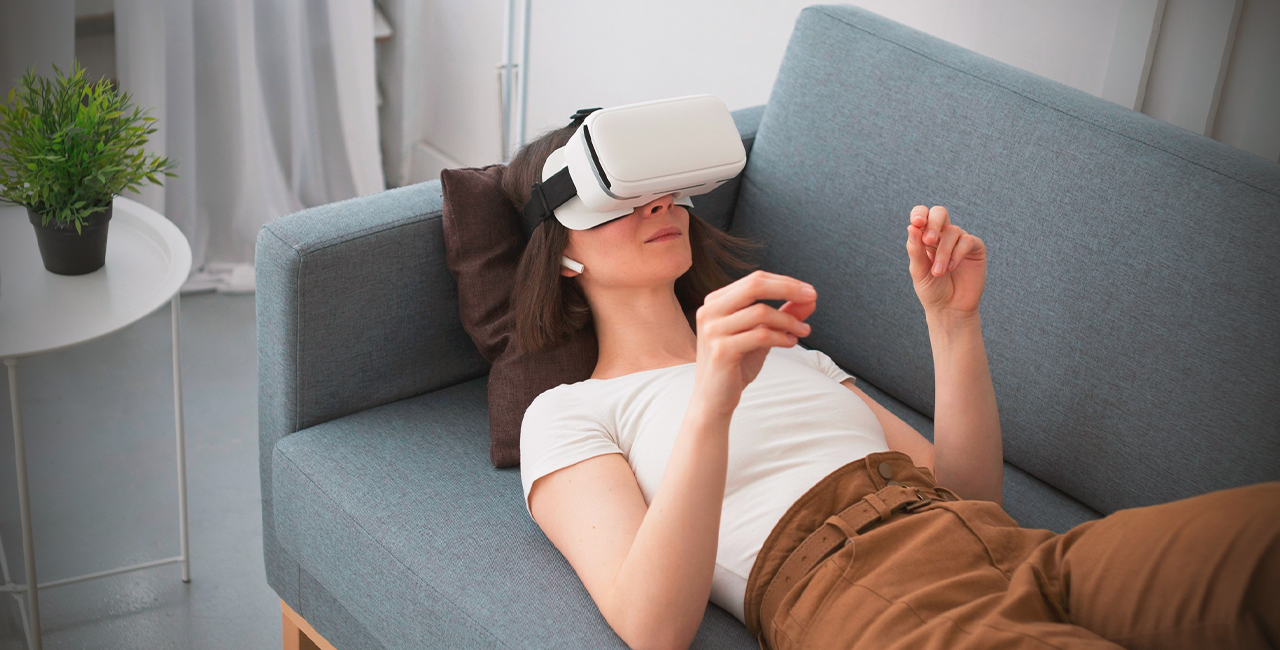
[114,0,385,294]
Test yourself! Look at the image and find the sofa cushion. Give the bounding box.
[441,165,599,469]
[271,377,758,649]
[732,5,1280,516]
[270,375,1099,648]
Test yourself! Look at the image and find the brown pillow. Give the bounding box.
[440,165,598,468]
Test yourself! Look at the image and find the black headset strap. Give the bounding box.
[514,106,604,239]
[568,107,601,127]
[519,166,576,238]
[518,107,602,238]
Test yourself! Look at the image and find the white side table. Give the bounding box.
[0,196,193,650]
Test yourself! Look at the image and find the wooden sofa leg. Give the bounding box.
[281,599,339,650]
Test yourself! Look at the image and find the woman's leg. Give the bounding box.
[751,451,1279,650]
[778,483,1280,650]
[1027,481,1280,650]
[783,497,1130,650]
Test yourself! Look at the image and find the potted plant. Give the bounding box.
[0,60,175,275]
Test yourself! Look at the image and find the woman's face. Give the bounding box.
[561,194,692,292]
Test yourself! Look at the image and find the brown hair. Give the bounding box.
[501,124,762,355]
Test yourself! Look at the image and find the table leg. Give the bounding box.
[5,357,42,650]
[172,296,190,583]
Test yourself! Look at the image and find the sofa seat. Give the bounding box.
[271,374,1100,649]
[271,377,757,649]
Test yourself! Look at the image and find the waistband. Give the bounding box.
[743,450,960,645]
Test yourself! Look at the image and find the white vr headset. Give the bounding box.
[519,94,747,244]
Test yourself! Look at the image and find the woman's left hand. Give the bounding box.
[905,205,987,317]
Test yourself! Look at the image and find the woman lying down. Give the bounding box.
[505,98,1279,650]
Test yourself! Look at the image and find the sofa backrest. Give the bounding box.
[732,5,1280,515]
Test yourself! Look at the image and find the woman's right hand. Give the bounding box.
[693,270,817,418]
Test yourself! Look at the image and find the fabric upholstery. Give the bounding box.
[256,180,491,610]
[273,378,759,649]
[731,5,1280,517]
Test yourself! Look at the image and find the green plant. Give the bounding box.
[0,60,175,234]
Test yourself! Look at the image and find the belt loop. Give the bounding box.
[863,492,894,522]
[824,514,859,540]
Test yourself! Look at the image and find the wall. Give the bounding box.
[1209,0,1280,161]
[377,0,507,187]
[398,0,1280,183]
[0,0,74,99]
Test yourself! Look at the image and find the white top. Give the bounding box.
[520,344,890,623]
[0,197,192,359]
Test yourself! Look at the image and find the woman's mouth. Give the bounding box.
[646,227,682,243]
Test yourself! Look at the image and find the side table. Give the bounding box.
[0,196,194,650]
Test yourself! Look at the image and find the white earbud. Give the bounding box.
[561,256,584,274]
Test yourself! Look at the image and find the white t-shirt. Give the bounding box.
[519,344,890,623]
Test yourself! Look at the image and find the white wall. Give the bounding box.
[1141,0,1241,136]
[399,0,1280,182]
[1210,0,1280,161]
[0,0,74,98]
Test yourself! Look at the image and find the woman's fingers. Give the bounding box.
[931,225,963,276]
[709,301,811,339]
[703,270,816,317]
[704,270,806,305]
[720,324,798,357]
[779,299,817,323]
[948,234,975,272]
[910,205,929,230]
[951,233,986,270]
[905,222,934,282]
[924,205,949,246]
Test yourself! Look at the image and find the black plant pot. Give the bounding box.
[27,206,113,275]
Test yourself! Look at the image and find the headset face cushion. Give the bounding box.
[440,164,597,468]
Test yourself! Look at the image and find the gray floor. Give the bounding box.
[0,292,279,649]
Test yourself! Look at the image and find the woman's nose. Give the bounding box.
[643,194,675,216]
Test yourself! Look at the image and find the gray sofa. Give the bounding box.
[256,5,1280,649]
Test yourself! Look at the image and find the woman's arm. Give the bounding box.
[905,205,1003,504]
[530,271,816,650]
[925,310,1002,504]
[529,402,731,650]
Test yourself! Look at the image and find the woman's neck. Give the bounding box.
[587,283,697,380]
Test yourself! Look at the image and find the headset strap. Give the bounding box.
[517,107,601,237]
[568,107,601,127]
[519,166,576,238]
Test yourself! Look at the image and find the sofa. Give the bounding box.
[256,5,1280,649]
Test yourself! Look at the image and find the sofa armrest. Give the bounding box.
[256,180,490,547]
[689,104,766,230]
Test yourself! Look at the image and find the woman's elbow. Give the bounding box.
[611,607,700,650]
[621,627,696,650]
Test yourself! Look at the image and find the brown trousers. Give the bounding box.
[744,451,1280,650]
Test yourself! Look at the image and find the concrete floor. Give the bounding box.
[0,292,279,649]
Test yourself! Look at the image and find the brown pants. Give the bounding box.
[744,451,1280,650]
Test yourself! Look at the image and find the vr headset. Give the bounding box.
[519,95,747,253]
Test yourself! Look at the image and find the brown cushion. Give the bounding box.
[441,165,598,468]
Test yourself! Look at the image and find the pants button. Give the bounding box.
[878,462,894,479]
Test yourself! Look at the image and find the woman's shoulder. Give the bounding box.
[527,381,589,415]
[524,380,615,429]
[521,381,618,457]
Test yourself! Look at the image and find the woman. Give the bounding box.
[504,123,1279,650]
